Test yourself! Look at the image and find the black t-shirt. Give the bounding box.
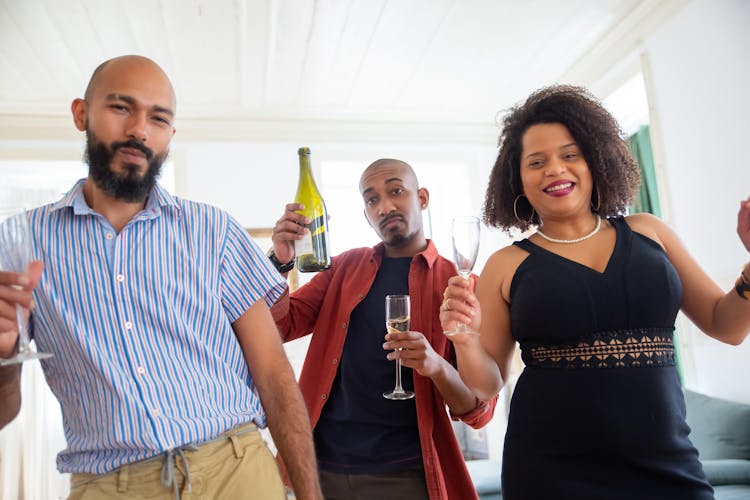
[314,256,422,474]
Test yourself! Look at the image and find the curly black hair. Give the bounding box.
[483,85,641,234]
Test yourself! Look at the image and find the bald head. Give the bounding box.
[84,55,176,111]
[359,159,419,194]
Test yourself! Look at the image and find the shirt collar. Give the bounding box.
[51,179,180,217]
[372,239,439,269]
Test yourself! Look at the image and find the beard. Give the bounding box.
[85,131,167,202]
[386,232,414,248]
[379,214,415,248]
[382,226,416,248]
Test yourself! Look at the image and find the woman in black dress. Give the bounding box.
[440,85,750,499]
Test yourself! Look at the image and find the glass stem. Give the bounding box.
[16,304,30,354]
[394,357,404,393]
[456,273,470,333]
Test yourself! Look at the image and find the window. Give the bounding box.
[320,159,476,256]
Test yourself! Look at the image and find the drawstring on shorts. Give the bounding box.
[160,445,199,499]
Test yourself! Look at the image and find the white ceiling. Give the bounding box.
[0,0,686,141]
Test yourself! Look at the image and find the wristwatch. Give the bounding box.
[736,274,750,301]
[267,249,295,273]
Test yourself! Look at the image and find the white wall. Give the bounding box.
[175,139,508,267]
[645,0,750,403]
[177,141,491,221]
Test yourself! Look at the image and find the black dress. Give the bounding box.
[502,217,714,500]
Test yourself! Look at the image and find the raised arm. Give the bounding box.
[440,248,520,401]
[233,299,323,500]
[0,261,43,429]
[268,202,330,341]
[628,208,750,345]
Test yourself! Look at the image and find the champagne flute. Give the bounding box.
[446,216,480,336]
[383,294,414,400]
[0,208,52,365]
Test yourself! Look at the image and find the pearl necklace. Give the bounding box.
[536,217,602,244]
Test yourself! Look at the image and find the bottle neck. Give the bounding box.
[298,154,314,183]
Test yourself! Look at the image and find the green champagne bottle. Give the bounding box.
[294,147,331,272]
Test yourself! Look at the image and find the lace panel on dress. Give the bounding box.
[521,327,675,369]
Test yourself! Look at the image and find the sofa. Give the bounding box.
[684,389,750,500]
[466,458,502,500]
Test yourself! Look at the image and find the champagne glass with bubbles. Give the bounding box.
[0,208,52,365]
[383,294,414,400]
[446,216,480,336]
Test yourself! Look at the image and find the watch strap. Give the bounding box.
[267,249,295,273]
[735,275,750,300]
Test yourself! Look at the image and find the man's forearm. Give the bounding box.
[262,363,322,500]
[0,364,21,429]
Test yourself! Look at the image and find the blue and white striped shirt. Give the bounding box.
[28,179,286,474]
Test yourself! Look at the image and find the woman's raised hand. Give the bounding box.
[440,275,481,339]
[737,196,750,253]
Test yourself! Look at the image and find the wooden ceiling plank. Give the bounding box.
[117,0,175,72]
[347,0,456,107]
[236,0,272,109]
[79,0,140,58]
[0,0,690,126]
[2,0,79,96]
[296,0,353,107]
[317,0,387,106]
[159,0,240,106]
[264,0,314,106]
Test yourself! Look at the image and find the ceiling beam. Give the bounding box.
[0,113,498,144]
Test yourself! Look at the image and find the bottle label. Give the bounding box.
[294,215,325,257]
[295,232,313,255]
[308,214,326,237]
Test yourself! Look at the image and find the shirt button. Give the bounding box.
[321,394,327,400]
[152,409,161,417]
[332,358,338,365]
[124,321,133,330]
[358,293,363,299]
[116,274,125,283]
[105,233,114,240]
[136,366,145,375]
[341,322,346,329]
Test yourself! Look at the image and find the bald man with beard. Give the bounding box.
[0,55,322,500]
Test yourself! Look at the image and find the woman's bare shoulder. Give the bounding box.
[480,243,530,299]
[624,213,668,249]
[485,242,528,269]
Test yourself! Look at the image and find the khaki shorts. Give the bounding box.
[68,423,286,500]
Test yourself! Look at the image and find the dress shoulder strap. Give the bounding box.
[512,238,540,254]
[608,215,631,236]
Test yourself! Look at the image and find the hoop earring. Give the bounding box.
[591,186,601,212]
[513,194,536,224]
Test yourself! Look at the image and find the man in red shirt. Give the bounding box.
[269,159,497,499]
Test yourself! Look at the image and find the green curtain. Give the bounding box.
[628,126,684,380]
[628,125,661,217]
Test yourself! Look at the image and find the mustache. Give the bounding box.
[111,139,153,160]
[380,214,403,229]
